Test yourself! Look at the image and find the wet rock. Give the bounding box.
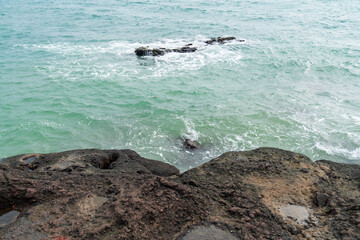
[22,156,37,164]
[173,46,198,53]
[0,147,359,239]
[204,36,239,44]
[135,47,170,56]
[183,139,200,149]
[135,36,243,57]
[135,46,197,57]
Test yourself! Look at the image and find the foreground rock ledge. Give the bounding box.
[0,148,359,240]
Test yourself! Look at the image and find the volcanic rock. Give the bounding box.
[0,148,359,239]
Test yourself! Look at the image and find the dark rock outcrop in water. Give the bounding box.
[183,139,201,149]
[135,45,197,57]
[135,36,242,56]
[204,36,242,44]
[0,148,359,239]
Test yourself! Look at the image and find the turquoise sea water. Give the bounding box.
[0,0,359,171]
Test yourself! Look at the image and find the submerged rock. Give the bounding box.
[0,148,359,239]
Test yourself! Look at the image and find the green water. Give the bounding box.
[0,0,359,171]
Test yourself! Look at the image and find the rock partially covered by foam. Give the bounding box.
[183,138,201,149]
[135,37,243,57]
[204,36,243,44]
[0,148,359,239]
[135,45,197,57]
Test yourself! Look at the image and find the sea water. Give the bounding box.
[0,0,359,171]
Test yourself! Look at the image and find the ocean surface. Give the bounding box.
[0,0,359,171]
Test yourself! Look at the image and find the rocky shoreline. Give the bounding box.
[0,148,359,239]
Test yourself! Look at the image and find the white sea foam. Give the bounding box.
[39,120,64,129]
[315,143,360,160]
[178,116,200,141]
[148,37,245,77]
[16,36,245,82]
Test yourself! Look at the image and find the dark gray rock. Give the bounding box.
[316,192,329,207]
[135,46,197,57]
[300,168,310,173]
[184,139,201,149]
[135,36,243,57]
[204,36,239,44]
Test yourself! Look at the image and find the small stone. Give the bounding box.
[287,225,298,235]
[316,193,329,207]
[254,209,262,215]
[300,168,310,173]
[228,207,241,215]
[244,216,251,222]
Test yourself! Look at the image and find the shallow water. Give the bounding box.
[0,0,359,171]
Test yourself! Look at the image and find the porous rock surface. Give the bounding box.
[0,148,359,239]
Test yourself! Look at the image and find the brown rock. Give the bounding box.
[0,148,359,239]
